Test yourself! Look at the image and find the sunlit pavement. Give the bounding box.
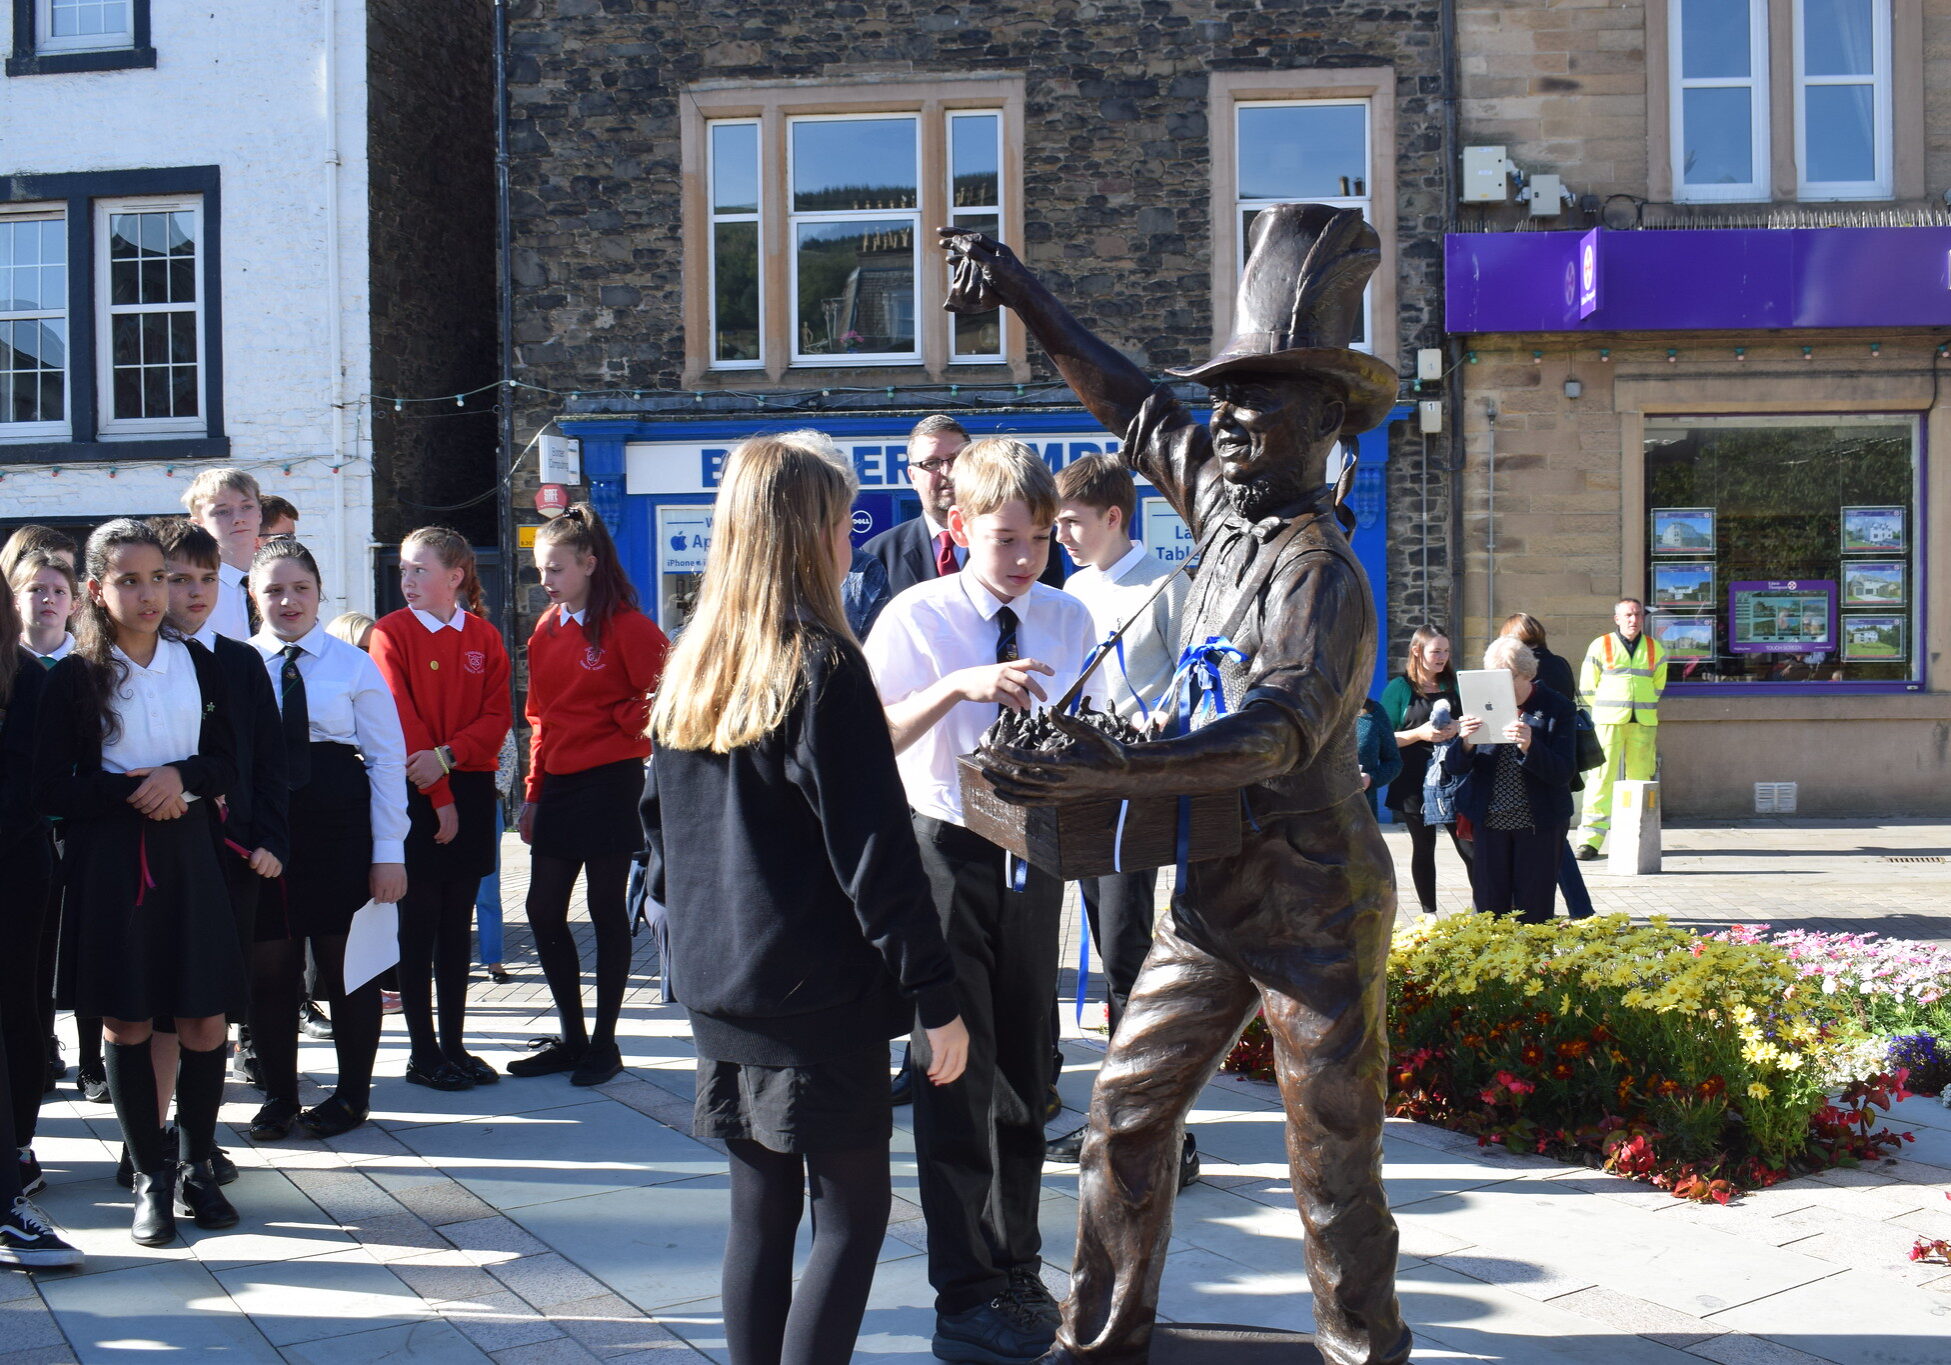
[7,824,1950,1364]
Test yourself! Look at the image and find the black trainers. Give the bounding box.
[1574,843,1600,862]
[506,1037,584,1078]
[1178,1131,1201,1191]
[1003,1265,1061,1327]
[17,1148,43,1198]
[76,1065,109,1103]
[0,1196,81,1269]
[570,1041,623,1087]
[46,1037,66,1085]
[933,1294,1054,1363]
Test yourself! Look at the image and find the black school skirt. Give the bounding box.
[693,1043,893,1155]
[530,758,645,863]
[58,798,247,1022]
[273,742,374,940]
[406,769,498,884]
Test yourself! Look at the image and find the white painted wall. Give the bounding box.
[0,1,378,612]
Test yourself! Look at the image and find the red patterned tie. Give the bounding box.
[934,529,958,578]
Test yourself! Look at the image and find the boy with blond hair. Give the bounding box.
[864,437,1097,1361]
[180,468,264,640]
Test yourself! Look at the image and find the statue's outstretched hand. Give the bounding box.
[977,713,1133,806]
[938,227,1032,313]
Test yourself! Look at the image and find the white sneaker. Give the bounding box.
[0,1196,82,1269]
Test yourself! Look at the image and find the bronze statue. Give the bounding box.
[954,205,1413,1365]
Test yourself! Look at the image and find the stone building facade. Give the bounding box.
[0,1,494,614]
[1448,0,1951,815]
[504,0,1457,664]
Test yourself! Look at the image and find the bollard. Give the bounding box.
[1607,779,1661,876]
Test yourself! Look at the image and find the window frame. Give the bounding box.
[7,0,153,76]
[1669,0,1773,203]
[1792,0,1894,200]
[945,109,1005,366]
[0,166,224,466]
[1207,69,1398,373]
[37,0,130,54]
[94,194,206,439]
[0,204,71,441]
[681,77,1028,386]
[1232,97,1375,354]
[785,111,924,368]
[706,118,764,372]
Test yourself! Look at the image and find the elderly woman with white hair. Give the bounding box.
[1442,637,1578,921]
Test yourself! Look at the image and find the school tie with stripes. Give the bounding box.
[280,644,313,789]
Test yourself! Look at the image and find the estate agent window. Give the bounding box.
[0,169,221,456]
[1643,414,1919,689]
[1667,0,1895,202]
[698,91,1014,374]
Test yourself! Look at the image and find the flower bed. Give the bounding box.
[1221,913,1913,1200]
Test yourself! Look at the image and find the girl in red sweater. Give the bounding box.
[369,528,512,1091]
[516,504,668,1086]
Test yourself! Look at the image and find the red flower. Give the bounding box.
[1520,1043,1546,1068]
[1550,1062,1574,1081]
[1556,1039,1591,1059]
[1698,1075,1726,1098]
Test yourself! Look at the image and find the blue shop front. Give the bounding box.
[555,406,1406,693]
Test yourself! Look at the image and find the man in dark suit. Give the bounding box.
[864,414,1065,594]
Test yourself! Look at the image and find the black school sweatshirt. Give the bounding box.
[641,630,957,1066]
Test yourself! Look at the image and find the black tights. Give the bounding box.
[399,878,476,1068]
[524,853,631,1051]
[247,935,382,1111]
[1397,806,1473,914]
[723,1138,890,1365]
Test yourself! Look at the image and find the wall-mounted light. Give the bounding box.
[1564,378,1582,399]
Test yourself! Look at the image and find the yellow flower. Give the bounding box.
[1748,1082,1770,1100]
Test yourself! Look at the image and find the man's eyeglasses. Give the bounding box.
[911,454,957,475]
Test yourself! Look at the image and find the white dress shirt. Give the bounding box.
[865,571,1097,825]
[1064,541,1189,725]
[211,562,251,642]
[26,632,74,663]
[250,622,410,863]
[101,638,204,801]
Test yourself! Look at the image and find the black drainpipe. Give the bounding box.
[493,0,517,659]
[1439,0,1467,636]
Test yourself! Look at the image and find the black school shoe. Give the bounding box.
[1043,1125,1085,1164]
[569,1041,623,1087]
[249,1098,301,1142]
[505,1037,584,1078]
[300,1002,335,1041]
[456,1055,499,1086]
[0,1196,82,1269]
[405,1059,474,1092]
[46,1037,66,1085]
[175,1160,240,1229]
[130,1168,177,1247]
[295,1096,368,1139]
[933,1294,1054,1364]
[230,1049,264,1091]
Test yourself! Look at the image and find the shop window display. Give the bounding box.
[1643,415,1918,687]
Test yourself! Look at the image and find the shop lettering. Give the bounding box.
[682,440,1131,493]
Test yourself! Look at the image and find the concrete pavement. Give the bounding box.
[4,822,1948,1364]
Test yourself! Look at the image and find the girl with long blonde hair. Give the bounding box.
[645,431,965,1365]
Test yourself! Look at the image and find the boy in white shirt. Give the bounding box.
[1046,455,1190,1168]
[181,468,264,642]
[864,437,1097,1362]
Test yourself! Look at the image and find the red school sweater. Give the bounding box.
[523,605,670,802]
[369,608,514,810]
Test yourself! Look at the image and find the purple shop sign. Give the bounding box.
[1446,227,1951,333]
[1577,228,1601,319]
[1727,580,1837,655]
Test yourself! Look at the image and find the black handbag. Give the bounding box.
[1574,707,1606,772]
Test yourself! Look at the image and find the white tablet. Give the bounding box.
[1456,668,1519,748]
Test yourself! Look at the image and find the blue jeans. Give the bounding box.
[476,803,505,964]
[1557,838,1595,919]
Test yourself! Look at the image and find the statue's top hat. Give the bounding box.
[1169,203,1398,434]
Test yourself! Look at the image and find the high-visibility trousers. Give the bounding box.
[1576,722,1658,849]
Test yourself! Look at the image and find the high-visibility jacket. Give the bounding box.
[1578,632,1666,726]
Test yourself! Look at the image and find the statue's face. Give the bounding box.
[1207,374,1345,519]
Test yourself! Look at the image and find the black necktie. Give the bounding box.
[996,606,1020,719]
[280,644,313,788]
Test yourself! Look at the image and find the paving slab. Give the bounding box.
[1705,1265,1951,1364]
[278,1319,492,1363]
[38,1258,282,1363]
[212,1247,431,1347]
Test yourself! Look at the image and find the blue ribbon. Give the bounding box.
[1170,636,1248,734]
[1094,632,1151,722]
